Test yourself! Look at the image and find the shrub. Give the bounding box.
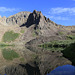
[0,42,14,47]
[20,29,25,33]
[58,31,64,35]
[67,35,75,40]
[39,40,75,51]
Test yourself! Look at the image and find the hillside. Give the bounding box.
[0,10,75,44]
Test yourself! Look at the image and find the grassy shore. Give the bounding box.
[39,35,75,51]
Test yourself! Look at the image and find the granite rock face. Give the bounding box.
[0,10,73,37]
[16,10,75,42]
[0,10,74,43]
[21,10,61,42]
[0,11,30,26]
[24,10,58,36]
[6,11,31,26]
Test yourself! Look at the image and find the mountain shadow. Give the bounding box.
[20,10,41,28]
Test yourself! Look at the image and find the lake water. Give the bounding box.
[0,46,75,75]
[47,65,75,75]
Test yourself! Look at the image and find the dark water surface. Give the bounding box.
[47,65,75,75]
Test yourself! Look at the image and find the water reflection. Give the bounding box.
[47,65,75,75]
[2,48,19,60]
[0,45,74,75]
[0,46,26,69]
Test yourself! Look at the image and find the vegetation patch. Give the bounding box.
[36,29,40,33]
[58,31,64,35]
[2,48,19,60]
[39,40,75,51]
[32,29,40,37]
[66,35,75,40]
[3,31,19,42]
[0,42,14,47]
[20,57,24,61]
[32,31,37,37]
[32,54,38,59]
[20,29,25,33]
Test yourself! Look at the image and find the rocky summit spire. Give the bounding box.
[25,10,56,28]
[25,10,43,27]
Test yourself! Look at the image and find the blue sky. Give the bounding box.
[0,0,75,26]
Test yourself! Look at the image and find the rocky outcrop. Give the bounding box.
[6,11,31,26]
[0,11,31,26]
[21,10,74,43]
[23,10,58,36]
[20,10,62,42]
[24,10,42,27]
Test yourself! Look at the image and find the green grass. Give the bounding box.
[20,30,25,33]
[2,48,19,60]
[32,29,40,37]
[58,31,64,35]
[67,35,75,40]
[36,29,40,33]
[39,40,75,48]
[32,32,37,37]
[32,54,38,59]
[0,42,14,47]
[20,57,24,61]
[3,31,19,42]
[39,40,75,51]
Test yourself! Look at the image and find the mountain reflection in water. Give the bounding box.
[47,65,75,75]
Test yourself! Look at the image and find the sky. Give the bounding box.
[0,0,75,26]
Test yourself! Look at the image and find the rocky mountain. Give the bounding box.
[24,10,58,36]
[20,10,75,43]
[0,10,75,43]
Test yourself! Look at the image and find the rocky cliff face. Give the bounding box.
[0,11,30,26]
[6,11,31,26]
[20,10,61,42]
[20,10,74,43]
[24,10,58,36]
[0,10,74,37]
[0,10,75,43]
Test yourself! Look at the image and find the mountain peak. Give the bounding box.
[33,10,41,14]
